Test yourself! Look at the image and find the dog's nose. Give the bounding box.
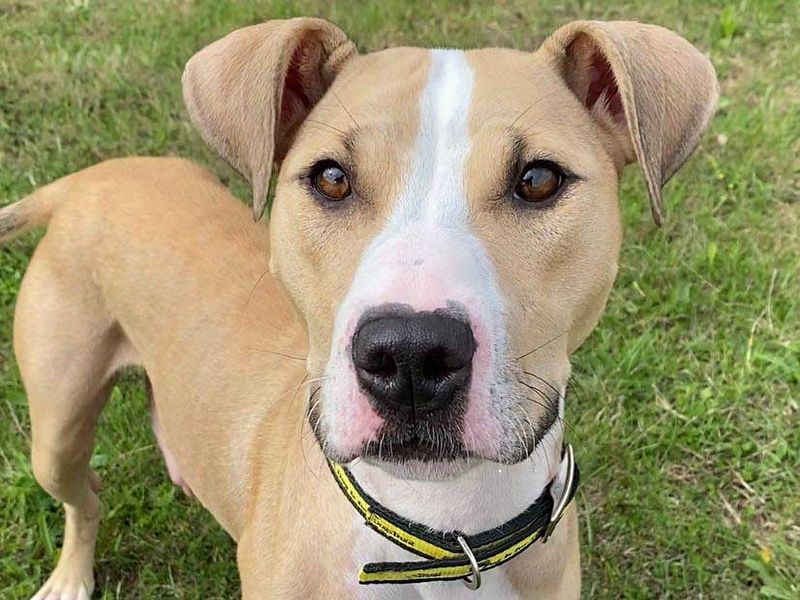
[352,309,476,416]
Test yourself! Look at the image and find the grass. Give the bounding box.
[0,0,797,597]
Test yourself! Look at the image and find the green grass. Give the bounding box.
[1,0,797,597]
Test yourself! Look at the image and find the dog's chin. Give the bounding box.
[321,430,537,481]
[364,456,478,480]
[358,432,473,480]
[360,439,536,481]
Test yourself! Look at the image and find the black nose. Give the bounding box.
[352,308,476,416]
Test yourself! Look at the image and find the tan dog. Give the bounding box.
[5,17,717,600]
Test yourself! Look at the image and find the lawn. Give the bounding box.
[0,0,797,598]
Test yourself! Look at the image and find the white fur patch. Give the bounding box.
[322,49,512,458]
[317,49,568,598]
[349,390,566,599]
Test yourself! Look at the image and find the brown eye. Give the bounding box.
[514,161,563,203]
[311,161,351,201]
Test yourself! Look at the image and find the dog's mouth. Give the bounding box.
[360,422,470,463]
[308,392,471,464]
[308,383,561,469]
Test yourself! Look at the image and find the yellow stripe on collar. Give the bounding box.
[358,526,547,585]
[360,563,474,584]
[328,461,461,560]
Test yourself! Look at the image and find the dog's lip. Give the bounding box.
[308,379,563,465]
[360,428,470,463]
[350,421,470,463]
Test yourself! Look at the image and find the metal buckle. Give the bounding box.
[542,443,575,543]
[456,535,482,590]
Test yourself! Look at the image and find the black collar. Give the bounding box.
[327,444,579,589]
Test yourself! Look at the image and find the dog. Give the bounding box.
[4,17,717,599]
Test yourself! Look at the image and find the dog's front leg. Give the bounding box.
[237,528,303,600]
[237,529,309,600]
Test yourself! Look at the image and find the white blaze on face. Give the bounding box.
[322,50,509,458]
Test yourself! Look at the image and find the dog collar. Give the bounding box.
[327,444,579,589]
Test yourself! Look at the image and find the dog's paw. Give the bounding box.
[30,565,94,600]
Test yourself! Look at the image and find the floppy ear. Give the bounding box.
[182,18,357,220]
[541,21,719,224]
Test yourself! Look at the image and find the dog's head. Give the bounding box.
[184,18,717,477]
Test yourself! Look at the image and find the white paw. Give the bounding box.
[31,565,94,600]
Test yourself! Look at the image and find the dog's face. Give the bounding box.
[184,19,717,477]
[272,48,625,471]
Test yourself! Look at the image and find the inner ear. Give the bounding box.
[564,35,625,124]
[585,52,625,124]
[276,38,326,160]
[282,51,312,119]
[562,34,633,165]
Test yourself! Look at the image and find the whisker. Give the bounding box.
[243,265,272,317]
[510,411,530,460]
[331,90,360,129]
[522,410,538,451]
[565,372,589,403]
[516,331,567,361]
[537,427,553,474]
[521,370,562,397]
[510,103,536,127]
[463,420,478,456]
[301,387,324,432]
[298,380,322,479]
[305,119,349,137]
[517,403,554,475]
[281,374,327,404]
[248,347,307,362]
[517,377,552,403]
[378,429,386,463]
[297,381,313,426]
[305,389,324,422]
[516,377,574,433]
[516,378,557,411]
[522,372,580,431]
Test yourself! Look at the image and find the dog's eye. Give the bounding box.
[311,161,351,201]
[514,161,563,204]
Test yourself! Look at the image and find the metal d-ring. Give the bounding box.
[543,443,575,543]
[457,535,482,590]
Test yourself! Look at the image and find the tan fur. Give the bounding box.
[543,21,720,224]
[270,46,429,374]
[9,16,717,600]
[182,17,357,220]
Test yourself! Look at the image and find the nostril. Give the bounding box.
[422,347,461,381]
[364,350,397,378]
